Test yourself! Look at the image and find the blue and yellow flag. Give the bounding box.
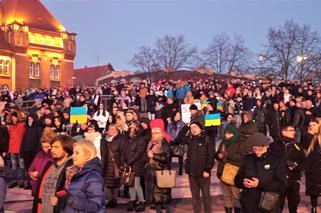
[70,107,88,124]
[204,113,221,127]
[217,102,223,111]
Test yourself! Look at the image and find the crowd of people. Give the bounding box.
[0,77,321,213]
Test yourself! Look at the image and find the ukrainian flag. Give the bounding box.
[70,107,88,124]
[205,113,221,127]
[217,102,223,111]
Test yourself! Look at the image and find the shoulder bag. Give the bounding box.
[155,169,176,188]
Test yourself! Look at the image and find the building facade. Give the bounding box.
[0,0,76,91]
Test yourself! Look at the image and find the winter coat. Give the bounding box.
[59,157,105,213]
[253,106,267,134]
[238,121,257,155]
[8,122,25,154]
[190,111,205,127]
[101,134,124,188]
[305,142,321,196]
[269,138,306,182]
[184,133,215,177]
[21,114,42,153]
[235,150,286,213]
[0,125,9,154]
[147,139,172,205]
[28,150,52,195]
[123,134,148,177]
[293,107,305,129]
[32,158,73,213]
[93,110,109,129]
[266,109,282,139]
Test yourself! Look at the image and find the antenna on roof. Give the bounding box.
[96,56,100,66]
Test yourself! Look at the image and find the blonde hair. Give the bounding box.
[41,127,57,144]
[307,121,321,155]
[74,140,97,161]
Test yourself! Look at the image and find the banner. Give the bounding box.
[181,104,191,123]
[204,113,221,127]
[70,107,88,124]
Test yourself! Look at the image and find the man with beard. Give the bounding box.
[270,125,306,213]
[32,135,74,213]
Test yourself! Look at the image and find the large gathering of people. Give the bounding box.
[0,77,321,213]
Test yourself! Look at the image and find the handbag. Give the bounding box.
[120,167,135,187]
[155,169,176,188]
[259,191,279,212]
[171,144,185,156]
[221,163,239,186]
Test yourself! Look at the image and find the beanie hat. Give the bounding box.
[150,119,170,143]
[224,124,239,145]
[249,133,269,147]
[190,104,198,111]
[189,121,204,130]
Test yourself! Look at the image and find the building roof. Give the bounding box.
[0,0,64,32]
[73,64,114,86]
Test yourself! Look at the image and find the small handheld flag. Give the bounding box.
[217,101,223,111]
[204,113,221,127]
[70,107,88,124]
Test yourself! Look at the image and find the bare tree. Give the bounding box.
[131,46,158,72]
[201,34,251,74]
[262,20,321,81]
[154,35,197,72]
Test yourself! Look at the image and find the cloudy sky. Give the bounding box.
[42,0,321,70]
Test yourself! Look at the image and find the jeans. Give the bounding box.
[189,176,212,213]
[106,187,118,201]
[10,153,26,181]
[129,176,145,202]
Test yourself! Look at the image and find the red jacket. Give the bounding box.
[8,122,25,154]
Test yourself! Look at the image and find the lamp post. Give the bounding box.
[296,55,308,82]
[257,54,265,74]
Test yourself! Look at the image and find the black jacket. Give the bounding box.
[123,134,148,177]
[0,125,9,153]
[21,114,43,153]
[305,142,321,196]
[270,138,306,182]
[235,150,286,213]
[184,133,215,177]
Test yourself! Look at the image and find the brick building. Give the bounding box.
[0,0,76,91]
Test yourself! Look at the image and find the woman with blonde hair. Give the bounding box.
[115,113,128,135]
[305,119,321,213]
[51,140,105,212]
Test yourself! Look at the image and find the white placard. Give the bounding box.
[181,104,191,124]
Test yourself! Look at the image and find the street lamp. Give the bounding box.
[257,54,265,74]
[296,55,308,82]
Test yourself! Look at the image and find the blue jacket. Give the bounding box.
[176,87,186,100]
[61,157,105,213]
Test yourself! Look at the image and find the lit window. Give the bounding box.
[40,36,45,45]
[50,64,55,79]
[50,38,55,46]
[0,60,3,74]
[55,65,60,78]
[29,62,34,77]
[3,61,9,75]
[34,63,40,77]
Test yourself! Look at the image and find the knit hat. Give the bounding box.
[190,104,198,111]
[189,121,204,130]
[249,133,269,147]
[150,118,170,143]
[224,124,239,145]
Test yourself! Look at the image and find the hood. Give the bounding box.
[25,113,39,127]
[81,157,102,175]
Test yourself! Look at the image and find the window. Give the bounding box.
[29,62,34,77]
[50,64,60,79]
[50,64,55,79]
[3,61,9,75]
[55,65,60,78]
[0,60,3,74]
[34,63,40,77]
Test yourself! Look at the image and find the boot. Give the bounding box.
[106,199,117,208]
[8,181,17,188]
[225,207,232,213]
[234,207,241,213]
[127,201,136,212]
[135,202,145,212]
[311,206,317,213]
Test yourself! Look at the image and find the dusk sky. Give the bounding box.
[42,0,321,71]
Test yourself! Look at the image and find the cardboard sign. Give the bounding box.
[181,104,191,123]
